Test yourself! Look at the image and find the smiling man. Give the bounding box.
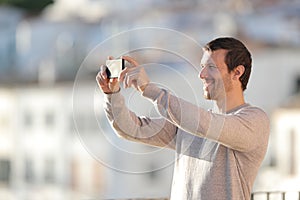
[96,37,270,200]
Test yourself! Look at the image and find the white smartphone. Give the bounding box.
[105,59,125,78]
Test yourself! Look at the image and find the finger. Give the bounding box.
[96,75,105,88]
[96,73,101,85]
[124,67,140,87]
[125,71,139,89]
[109,78,120,92]
[109,77,118,85]
[96,72,108,85]
[100,65,107,79]
[118,67,131,82]
[108,56,115,60]
[128,76,138,90]
[96,74,112,93]
[125,72,134,88]
[123,71,131,88]
[121,55,139,67]
[96,71,102,82]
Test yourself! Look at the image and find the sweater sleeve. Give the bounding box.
[142,83,270,152]
[103,91,177,149]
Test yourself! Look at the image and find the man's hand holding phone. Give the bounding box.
[119,56,149,92]
[96,56,121,94]
[96,56,149,94]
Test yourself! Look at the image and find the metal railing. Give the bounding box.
[106,192,300,200]
[106,198,169,200]
[106,197,169,200]
[251,191,300,200]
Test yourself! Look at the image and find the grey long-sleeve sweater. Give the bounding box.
[103,83,270,200]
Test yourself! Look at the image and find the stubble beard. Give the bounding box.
[203,77,232,101]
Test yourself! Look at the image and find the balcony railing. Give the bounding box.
[106,192,300,200]
[106,199,169,200]
[251,191,300,200]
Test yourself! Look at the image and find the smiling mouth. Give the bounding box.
[203,80,214,90]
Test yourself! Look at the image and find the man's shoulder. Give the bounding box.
[237,104,270,123]
[242,104,267,114]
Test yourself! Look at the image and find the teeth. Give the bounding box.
[203,81,213,90]
[204,80,214,86]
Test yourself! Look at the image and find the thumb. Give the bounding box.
[109,78,118,85]
[109,78,120,92]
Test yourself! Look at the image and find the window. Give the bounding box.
[45,111,55,128]
[69,114,75,133]
[44,158,55,184]
[295,76,300,94]
[0,159,11,184]
[23,111,33,128]
[25,158,34,183]
[71,159,79,189]
[289,129,296,175]
[147,163,159,182]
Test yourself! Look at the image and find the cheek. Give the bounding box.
[211,70,222,80]
[222,74,233,88]
[212,73,228,88]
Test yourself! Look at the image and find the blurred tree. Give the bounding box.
[0,0,53,13]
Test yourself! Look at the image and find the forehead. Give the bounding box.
[201,49,227,65]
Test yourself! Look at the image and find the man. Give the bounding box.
[96,37,270,200]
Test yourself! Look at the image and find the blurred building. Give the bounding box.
[254,79,300,194]
[0,82,174,200]
[0,6,24,83]
[0,84,105,200]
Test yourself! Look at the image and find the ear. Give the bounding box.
[232,65,245,80]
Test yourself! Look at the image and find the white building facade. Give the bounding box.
[0,83,174,200]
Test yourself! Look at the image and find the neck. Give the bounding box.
[215,90,245,113]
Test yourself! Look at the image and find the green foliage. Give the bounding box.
[0,0,54,13]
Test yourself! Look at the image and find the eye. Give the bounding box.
[200,65,216,70]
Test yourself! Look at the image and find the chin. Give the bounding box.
[203,92,211,100]
[204,91,220,101]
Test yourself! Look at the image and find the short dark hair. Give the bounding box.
[204,37,252,91]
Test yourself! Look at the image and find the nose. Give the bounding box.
[199,66,207,79]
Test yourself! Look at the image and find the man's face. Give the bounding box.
[199,49,233,100]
